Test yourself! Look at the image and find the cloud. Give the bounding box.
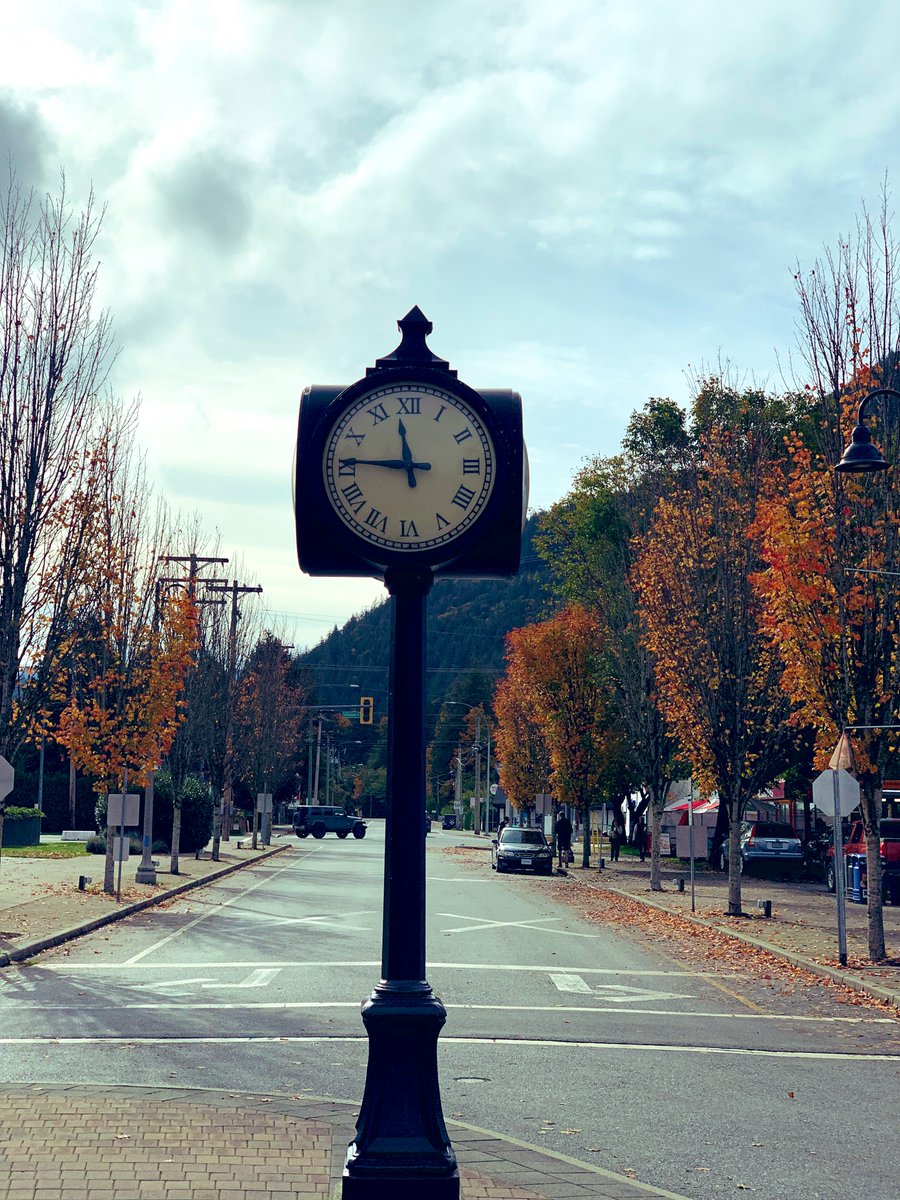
[0,92,51,190]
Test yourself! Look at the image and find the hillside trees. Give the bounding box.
[753,195,900,960]
[634,383,800,916]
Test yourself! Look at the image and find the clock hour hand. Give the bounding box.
[398,418,419,488]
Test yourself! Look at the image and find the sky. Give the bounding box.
[3,0,900,653]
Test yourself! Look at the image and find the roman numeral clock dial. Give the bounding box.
[322,384,496,553]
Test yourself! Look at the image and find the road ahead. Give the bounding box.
[1,822,897,1200]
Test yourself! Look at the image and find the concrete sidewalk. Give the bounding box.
[0,837,693,1200]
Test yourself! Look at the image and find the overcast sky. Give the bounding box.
[3,1,900,652]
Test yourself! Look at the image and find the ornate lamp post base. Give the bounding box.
[342,981,459,1198]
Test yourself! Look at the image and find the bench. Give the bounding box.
[61,830,95,842]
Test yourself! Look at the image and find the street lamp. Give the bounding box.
[835,387,900,473]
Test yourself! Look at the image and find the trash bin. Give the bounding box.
[846,855,867,904]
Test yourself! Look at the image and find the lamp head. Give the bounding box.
[835,422,890,473]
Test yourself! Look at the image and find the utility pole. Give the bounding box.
[473,710,482,836]
[138,556,227,883]
[205,579,263,856]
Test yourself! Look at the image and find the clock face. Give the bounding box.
[322,382,496,554]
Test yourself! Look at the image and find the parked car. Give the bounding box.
[491,827,553,875]
[293,806,366,839]
[825,818,900,902]
[722,820,802,877]
[441,814,457,830]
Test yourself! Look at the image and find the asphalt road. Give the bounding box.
[1,821,898,1200]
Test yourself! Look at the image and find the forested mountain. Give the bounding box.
[297,515,553,722]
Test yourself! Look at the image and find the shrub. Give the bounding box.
[86,835,105,854]
[152,770,214,853]
[4,806,44,820]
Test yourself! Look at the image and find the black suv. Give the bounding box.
[293,806,367,840]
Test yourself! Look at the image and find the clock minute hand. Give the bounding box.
[340,457,432,471]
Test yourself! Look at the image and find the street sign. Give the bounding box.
[0,755,14,801]
[812,769,860,817]
[812,769,856,968]
[107,793,140,826]
[256,793,273,814]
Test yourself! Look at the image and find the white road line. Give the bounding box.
[122,855,309,965]
[5,1000,893,1022]
[133,978,217,990]
[36,961,746,976]
[0,1034,896,1060]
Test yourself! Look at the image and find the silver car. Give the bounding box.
[724,820,802,877]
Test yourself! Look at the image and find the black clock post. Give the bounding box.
[294,310,525,1198]
[343,562,455,1198]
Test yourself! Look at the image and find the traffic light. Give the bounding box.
[360,696,374,725]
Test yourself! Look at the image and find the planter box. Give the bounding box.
[4,815,42,847]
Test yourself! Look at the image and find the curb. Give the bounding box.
[596,880,900,1010]
[0,842,291,968]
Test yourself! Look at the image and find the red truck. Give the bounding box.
[825,817,900,903]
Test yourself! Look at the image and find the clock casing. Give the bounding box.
[295,366,524,578]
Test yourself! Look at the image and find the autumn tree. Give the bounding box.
[234,632,306,847]
[634,382,800,916]
[493,674,551,813]
[538,399,688,888]
[56,432,197,892]
[753,191,900,960]
[497,606,616,866]
[0,176,115,847]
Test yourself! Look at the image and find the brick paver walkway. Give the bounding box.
[0,1086,691,1200]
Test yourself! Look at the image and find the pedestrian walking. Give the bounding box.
[636,816,647,862]
[609,820,622,862]
[555,810,573,872]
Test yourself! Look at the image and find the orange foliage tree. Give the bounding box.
[634,390,797,916]
[492,676,550,814]
[753,195,900,960]
[495,605,616,867]
[55,434,197,891]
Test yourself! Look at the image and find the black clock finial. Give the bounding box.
[370,306,455,375]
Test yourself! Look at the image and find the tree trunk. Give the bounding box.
[649,801,662,891]
[68,757,77,828]
[211,795,222,861]
[251,804,259,850]
[726,807,743,916]
[103,826,115,894]
[581,801,590,868]
[170,803,182,875]
[862,782,887,961]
